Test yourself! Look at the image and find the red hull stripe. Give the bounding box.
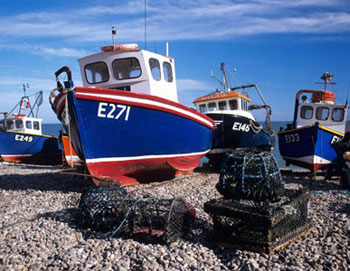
[86,149,210,163]
[74,88,214,129]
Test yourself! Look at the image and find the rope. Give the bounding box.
[111,196,159,237]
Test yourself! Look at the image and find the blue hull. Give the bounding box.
[278,125,342,171]
[0,131,62,165]
[54,87,214,186]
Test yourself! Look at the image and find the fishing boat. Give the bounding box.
[0,87,62,164]
[50,29,214,186]
[278,72,348,172]
[193,63,275,167]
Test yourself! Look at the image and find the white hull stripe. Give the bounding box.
[77,92,213,128]
[283,155,332,165]
[86,149,211,164]
[1,154,33,157]
[65,155,81,162]
[208,148,233,154]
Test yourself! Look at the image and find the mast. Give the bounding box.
[221,63,230,91]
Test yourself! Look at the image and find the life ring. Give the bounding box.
[311,91,335,103]
[20,99,30,109]
[101,44,138,52]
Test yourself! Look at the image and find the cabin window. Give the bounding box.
[113,57,141,80]
[199,104,207,113]
[26,121,32,129]
[208,102,217,111]
[316,107,329,121]
[229,100,238,110]
[163,62,173,82]
[33,121,40,130]
[149,58,161,81]
[6,120,14,129]
[332,108,345,122]
[300,106,313,119]
[85,62,109,84]
[15,119,23,129]
[241,100,248,111]
[219,101,227,110]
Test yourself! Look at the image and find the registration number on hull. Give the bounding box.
[97,102,130,121]
[284,133,300,143]
[15,134,33,143]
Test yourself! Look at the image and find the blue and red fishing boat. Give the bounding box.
[0,88,62,164]
[278,73,348,172]
[50,29,214,186]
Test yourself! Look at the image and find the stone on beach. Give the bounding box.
[0,162,349,270]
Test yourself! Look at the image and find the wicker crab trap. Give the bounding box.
[77,186,195,245]
[204,149,312,253]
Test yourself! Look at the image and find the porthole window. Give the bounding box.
[113,57,141,80]
[163,62,173,82]
[316,107,329,121]
[332,108,344,122]
[149,58,161,81]
[300,106,313,119]
[85,62,109,84]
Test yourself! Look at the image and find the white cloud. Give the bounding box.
[0,0,348,45]
[177,78,213,91]
[0,44,87,57]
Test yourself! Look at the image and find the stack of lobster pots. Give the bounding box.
[204,148,312,253]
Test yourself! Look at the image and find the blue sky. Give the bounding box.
[0,0,350,123]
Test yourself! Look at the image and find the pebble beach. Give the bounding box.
[0,162,349,271]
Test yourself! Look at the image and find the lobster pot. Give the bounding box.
[204,189,311,253]
[216,149,285,202]
[78,186,128,232]
[129,198,195,245]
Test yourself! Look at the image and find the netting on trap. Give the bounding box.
[204,189,311,253]
[216,148,285,202]
[77,186,195,244]
[78,186,128,232]
[129,198,196,244]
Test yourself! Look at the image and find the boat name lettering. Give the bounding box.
[97,102,130,121]
[284,133,300,144]
[330,135,342,145]
[14,134,33,143]
[232,122,250,132]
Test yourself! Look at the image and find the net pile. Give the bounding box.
[205,149,311,253]
[77,186,195,245]
[216,149,285,202]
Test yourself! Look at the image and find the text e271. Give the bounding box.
[97,102,130,121]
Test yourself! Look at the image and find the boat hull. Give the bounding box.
[206,113,275,166]
[278,125,342,172]
[0,131,62,165]
[53,87,213,186]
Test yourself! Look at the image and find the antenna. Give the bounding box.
[221,63,230,90]
[112,26,116,46]
[22,83,29,97]
[144,0,147,49]
[316,72,336,91]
